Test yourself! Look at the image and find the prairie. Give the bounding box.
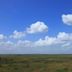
[0,54,72,72]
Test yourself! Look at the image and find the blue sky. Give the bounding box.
[0,0,72,54]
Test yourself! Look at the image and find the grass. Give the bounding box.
[0,54,72,72]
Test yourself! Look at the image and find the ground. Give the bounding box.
[0,54,72,72]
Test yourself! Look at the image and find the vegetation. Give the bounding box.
[0,54,72,72]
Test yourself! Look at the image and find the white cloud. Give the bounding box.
[34,36,56,46]
[26,21,48,34]
[10,30,26,39]
[0,32,72,48]
[0,34,6,40]
[62,42,71,47]
[16,40,32,47]
[34,32,72,47]
[57,32,72,41]
[0,40,14,50]
[62,14,72,25]
[0,20,72,53]
[10,21,48,39]
[0,31,72,53]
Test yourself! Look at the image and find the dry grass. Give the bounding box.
[0,54,72,72]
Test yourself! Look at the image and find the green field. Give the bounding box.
[0,54,72,72]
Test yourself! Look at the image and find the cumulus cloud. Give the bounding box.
[34,32,72,47]
[10,30,26,39]
[57,32,72,41]
[0,31,72,53]
[26,21,48,34]
[0,21,72,54]
[16,40,32,47]
[62,14,72,25]
[62,42,71,47]
[0,40,14,50]
[0,34,6,40]
[10,21,48,39]
[34,36,56,46]
[0,32,72,48]
[9,32,71,48]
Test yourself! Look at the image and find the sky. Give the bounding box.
[0,0,72,54]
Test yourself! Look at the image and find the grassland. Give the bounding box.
[0,54,72,72]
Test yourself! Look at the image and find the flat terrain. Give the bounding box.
[0,54,72,72]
